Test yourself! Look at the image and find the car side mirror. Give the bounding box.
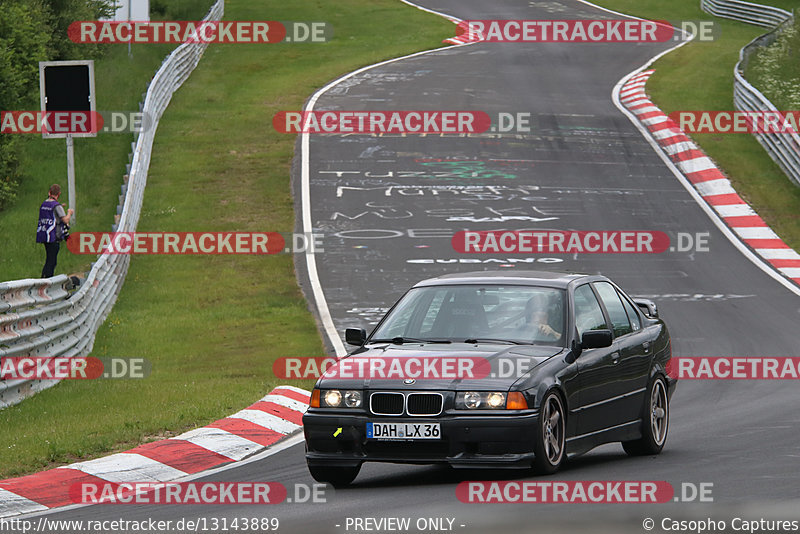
[633,298,658,318]
[345,328,367,346]
[581,329,613,349]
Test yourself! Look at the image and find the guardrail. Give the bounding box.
[0,0,224,409]
[700,0,800,187]
[735,46,800,187]
[700,0,790,27]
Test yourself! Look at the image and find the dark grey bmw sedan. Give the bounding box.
[303,270,675,486]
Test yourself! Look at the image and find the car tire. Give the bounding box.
[622,375,669,456]
[307,464,361,487]
[532,391,566,474]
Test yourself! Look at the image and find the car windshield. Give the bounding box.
[370,285,566,346]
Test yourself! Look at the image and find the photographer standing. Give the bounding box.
[36,184,73,278]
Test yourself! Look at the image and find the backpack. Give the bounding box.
[56,220,70,241]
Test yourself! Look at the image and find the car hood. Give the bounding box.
[316,343,565,390]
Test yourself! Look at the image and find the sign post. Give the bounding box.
[66,135,76,222]
[39,60,97,224]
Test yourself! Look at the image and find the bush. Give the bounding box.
[0,2,50,110]
[0,137,20,210]
[44,0,113,60]
[746,17,800,110]
[0,1,50,211]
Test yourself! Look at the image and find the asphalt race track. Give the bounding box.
[28,0,800,532]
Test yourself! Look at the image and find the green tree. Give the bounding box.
[43,0,114,60]
[0,0,51,210]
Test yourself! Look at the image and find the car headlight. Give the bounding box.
[463,391,482,409]
[312,389,362,408]
[325,390,342,407]
[344,390,362,408]
[486,392,505,409]
[456,391,507,410]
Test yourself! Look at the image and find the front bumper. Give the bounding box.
[303,410,540,469]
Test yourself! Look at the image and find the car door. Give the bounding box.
[592,281,650,427]
[572,283,626,436]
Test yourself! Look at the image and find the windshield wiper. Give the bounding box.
[463,338,530,345]
[369,337,452,345]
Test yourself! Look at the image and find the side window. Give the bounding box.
[594,282,632,337]
[573,284,608,338]
[619,292,642,331]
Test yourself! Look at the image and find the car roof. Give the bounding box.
[412,270,600,289]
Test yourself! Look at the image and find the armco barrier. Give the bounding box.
[701,0,791,27]
[701,0,800,187]
[0,0,224,409]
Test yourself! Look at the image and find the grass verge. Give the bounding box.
[594,0,800,250]
[746,13,800,110]
[0,0,453,479]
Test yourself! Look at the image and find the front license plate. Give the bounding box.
[366,422,441,440]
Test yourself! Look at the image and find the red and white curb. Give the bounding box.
[0,386,309,518]
[444,21,484,45]
[620,70,800,287]
[397,0,484,46]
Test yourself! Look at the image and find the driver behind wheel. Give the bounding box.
[521,293,562,342]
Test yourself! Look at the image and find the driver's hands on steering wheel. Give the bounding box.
[537,323,561,340]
